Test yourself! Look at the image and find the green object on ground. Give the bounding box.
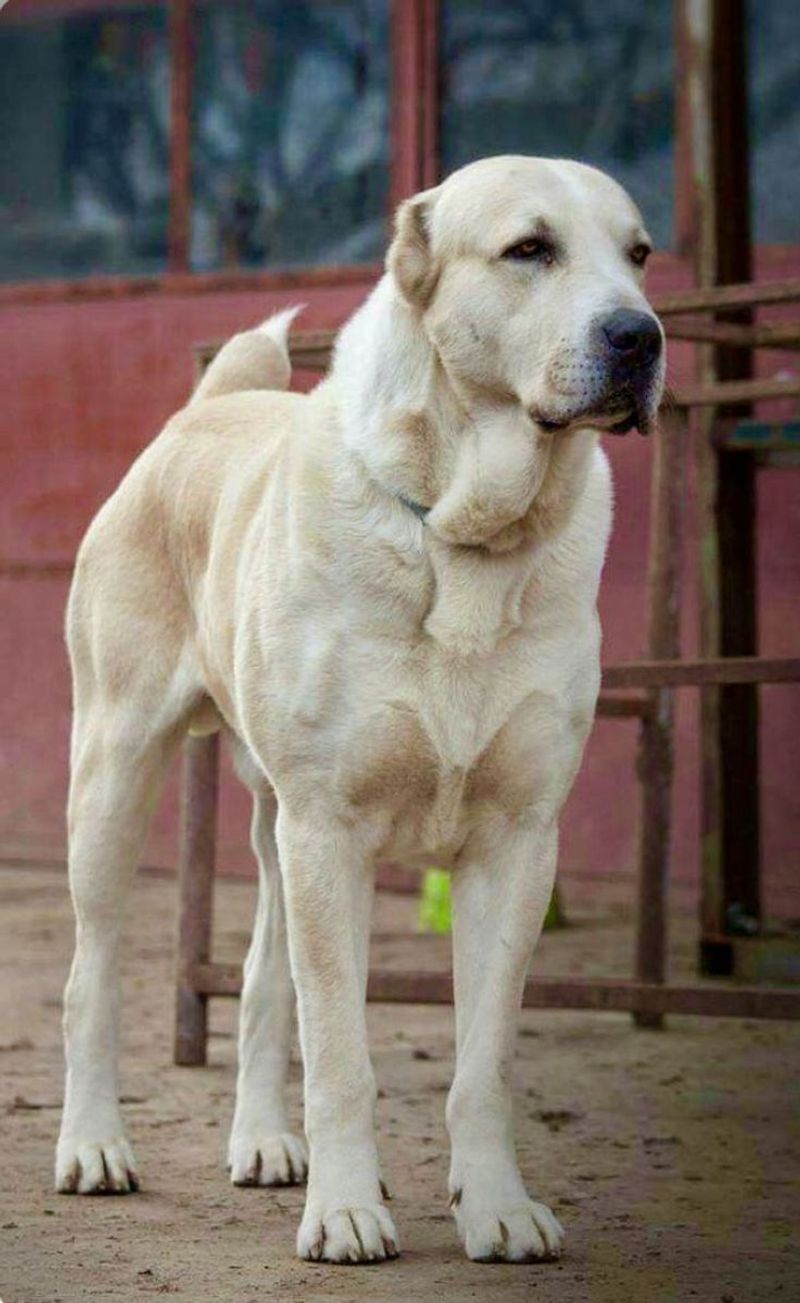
[419,873,565,934]
[419,868,452,933]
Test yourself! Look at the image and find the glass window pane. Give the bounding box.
[750,1,800,246]
[440,2,674,250]
[0,4,170,282]
[191,0,389,271]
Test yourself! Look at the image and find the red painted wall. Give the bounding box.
[2,253,798,916]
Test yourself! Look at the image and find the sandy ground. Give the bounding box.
[1,862,799,1303]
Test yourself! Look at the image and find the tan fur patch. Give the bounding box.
[340,708,439,811]
[386,411,438,505]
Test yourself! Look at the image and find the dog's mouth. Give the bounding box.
[532,391,656,438]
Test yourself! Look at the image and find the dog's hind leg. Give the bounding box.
[228,771,307,1186]
[56,624,190,1194]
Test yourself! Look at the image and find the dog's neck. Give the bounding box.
[332,275,598,555]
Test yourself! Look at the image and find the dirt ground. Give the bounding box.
[1,863,799,1303]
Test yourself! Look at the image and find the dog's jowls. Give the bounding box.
[56,156,664,1264]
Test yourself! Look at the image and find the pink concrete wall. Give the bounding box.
[2,252,798,915]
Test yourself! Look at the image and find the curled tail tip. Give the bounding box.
[189,305,304,405]
[256,304,305,349]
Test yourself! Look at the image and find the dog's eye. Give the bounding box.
[503,237,556,266]
[629,243,652,268]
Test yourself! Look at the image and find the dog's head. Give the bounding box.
[388,156,665,436]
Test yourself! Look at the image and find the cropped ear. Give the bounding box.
[386,187,441,308]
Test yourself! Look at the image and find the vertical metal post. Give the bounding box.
[676,0,759,974]
[168,0,193,272]
[174,732,219,1065]
[389,0,440,212]
[633,411,687,1028]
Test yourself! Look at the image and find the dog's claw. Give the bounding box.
[228,1131,308,1187]
[56,1137,139,1195]
[455,1196,564,1263]
[297,1203,400,1264]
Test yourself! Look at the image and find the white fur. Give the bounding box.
[56,156,663,1265]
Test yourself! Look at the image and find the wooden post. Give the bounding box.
[633,411,687,1028]
[676,0,759,974]
[174,733,219,1065]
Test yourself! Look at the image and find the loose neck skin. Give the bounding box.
[331,274,599,555]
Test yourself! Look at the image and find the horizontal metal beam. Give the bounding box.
[654,277,800,315]
[602,656,800,690]
[595,693,650,718]
[191,962,800,1021]
[671,376,800,408]
[664,318,800,350]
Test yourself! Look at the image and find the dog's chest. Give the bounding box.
[336,611,584,865]
[254,520,599,861]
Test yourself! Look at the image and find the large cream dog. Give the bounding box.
[56,156,664,1264]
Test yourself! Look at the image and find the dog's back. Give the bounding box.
[65,309,310,736]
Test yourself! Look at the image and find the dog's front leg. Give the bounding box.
[275,808,398,1264]
[447,818,565,1263]
[228,790,307,1187]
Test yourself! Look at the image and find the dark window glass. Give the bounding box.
[0,4,170,282]
[439,2,674,249]
[750,1,800,245]
[191,0,389,271]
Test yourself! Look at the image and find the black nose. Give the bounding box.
[602,309,662,365]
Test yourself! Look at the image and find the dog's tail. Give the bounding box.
[190,305,303,405]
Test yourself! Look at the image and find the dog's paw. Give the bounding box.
[297,1202,399,1264]
[228,1130,308,1187]
[56,1135,139,1195]
[452,1192,563,1263]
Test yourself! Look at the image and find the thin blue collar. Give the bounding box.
[397,494,430,523]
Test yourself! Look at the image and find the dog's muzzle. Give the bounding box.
[589,308,664,435]
[530,309,664,437]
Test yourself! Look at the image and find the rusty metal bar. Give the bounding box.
[389,0,440,212]
[389,0,422,209]
[602,657,800,691]
[679,0,761,971]
[664,318,800,349]
[174,728,219,1064]
[672,375,800,408]
[633,411,687,1027]
[654,277,800,314]
[419,0,440,189]
[168,0,193,273]
[595,694,651,719]
[190,961,800,1021]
